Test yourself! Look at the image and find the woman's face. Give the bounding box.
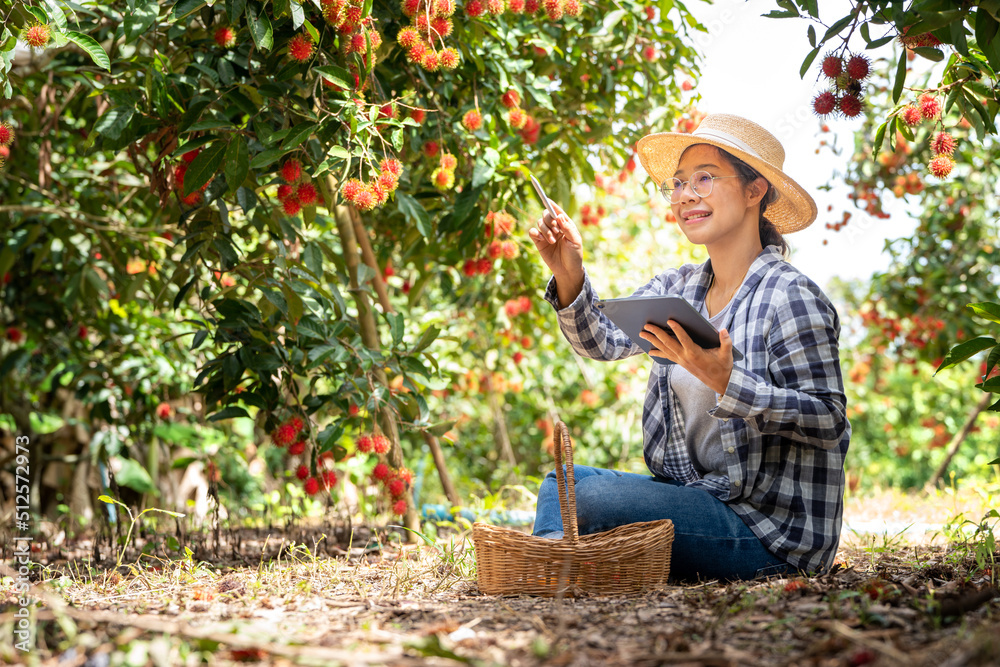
[669,144,763,246]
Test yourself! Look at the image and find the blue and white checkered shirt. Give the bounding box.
[543,245,851,574]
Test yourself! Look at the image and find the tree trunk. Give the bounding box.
[423,432,461,508]
[924,391,993,491]
[349,205,393,315]
[326,177,419,538]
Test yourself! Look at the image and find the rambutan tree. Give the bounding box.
[0,0,707,528]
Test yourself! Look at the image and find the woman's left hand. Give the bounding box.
[640,321,734,395]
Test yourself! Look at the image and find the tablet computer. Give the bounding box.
[595,295,744,365]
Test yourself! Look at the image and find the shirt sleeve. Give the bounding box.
[543,267,669,362]
[709,275,849,450]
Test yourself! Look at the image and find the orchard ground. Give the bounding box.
[3,485,998,666]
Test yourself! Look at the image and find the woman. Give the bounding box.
[527,113,850,581]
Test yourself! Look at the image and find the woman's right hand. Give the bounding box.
[528,201,584,282]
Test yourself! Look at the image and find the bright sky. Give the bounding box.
[636,0,922,294]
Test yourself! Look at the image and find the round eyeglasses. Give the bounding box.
[660,171,740,203]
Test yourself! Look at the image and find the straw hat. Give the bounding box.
[636,113,818,233]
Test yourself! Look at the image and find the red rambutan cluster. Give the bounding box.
[462,257,494,277]
[276,159,319,216]
[519,114,541,144]
[340,158,400,211]
[397,0,461,72]
[271,415,307,448]
[504,295,532,318]
[430,152,458,192]
[0,121,13,166]
[812,52,869,120]
[487,210,517,238]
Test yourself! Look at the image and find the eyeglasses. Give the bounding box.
[660,171,740,203]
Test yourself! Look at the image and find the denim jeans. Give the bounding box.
[531,464,794,582]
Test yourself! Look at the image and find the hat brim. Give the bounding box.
[637,132,818,234]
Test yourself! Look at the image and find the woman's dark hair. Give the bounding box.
[710,146,790,258]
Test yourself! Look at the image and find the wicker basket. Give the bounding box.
[472,421,674,597]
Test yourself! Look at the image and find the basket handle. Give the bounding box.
[553,420,579,543]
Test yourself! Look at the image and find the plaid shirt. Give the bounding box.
[543,245,851,574]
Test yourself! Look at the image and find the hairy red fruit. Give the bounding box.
[5,327,22,344]
[0,122,14,146]
[501,89,521,109]
[838,94,862,118]
[372,434,391,454]
[462,259,478,276]
[421,49,441,71]
[272,423,297,447]
[465,0,485,17]
[23,24,51,48]
[280,159,303,183]
[507,107,527,129]
[439,47,460,69]
[513,351,524,364]
[288,440,306,456]
[373,462,390,480]
[845,54,870,80]
[930,132,956,156]
[821,54,843,79]
[156,402,173,419]
[410,108,426,124]
[349,32,367,54]
[388,479,406,497]
[525,0,541,12]
[182,148,201,163]
[928,154,954,178]
[282,196,302,216]
[214,26,237,48]
[518,295,531,313]
[370,180,389,206]
[476,257,492,274]
[296,465,309,480]
[378,102,398,120]
[430,17,453,38]
[543,0,563,20]
[342,178,364,203]
[181,191,203,206]
[304,477,320,495]
[501,239,519,260]
[289,416,304,433]
[393,499,408,515]
[378,171,399,193]
[919,94,941,120]
[277,184,294,200]
[812,91,836,116]
[401,0,422,16]
[406,41,428,64]
[488,240,504,259]
[322,470,338,488]
[354,184,377,211]
[380,158,403,178]
[462,109,483,132]
[397,26,421,49]
[563,0,581,16]
[486,0,506,14]
[356,434,374,453]
[423,140,439,158]
[493,211,516,236]
[440,152,458,170]
[288,34,315,61]
[900,105,922,126]
[509,0,526,12]
[298,182,319,205]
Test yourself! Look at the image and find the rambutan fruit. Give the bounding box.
[367,27,382,50]
[476,257,492,274]
[487,239,503,259]
[373,462,390,480]
[289,416,304,433]
[277,184,294,200]
[501,240,519,260]
[380,158,403,178]
[388,478,407,497]
[401,0,422,17]
[304,477,320,495]
[344,4,364,24]
[272,423,297,447]
[501,89,521,109]
[297,182,318,205]
[354,185,377,211]
[296,464,309,480]
[812,91,837,116]
[423,140,440,158]
[486,0,506,14]
[838,94,863,118]
[821,54,843,79]
[507,107,528,129]
[397,26,420,48]
[462,109,483,132]
[509,0,525,12]
[378,102,398,120]
[410,108,427,124]
[282,196,302,216]
[431,167,454,189]
[378,171,399,192]
[349,31,367,54]
[406,42,428,64]
[439,47,460,69]
[396,468,414,485]
[22,24,50,49]
[5,327,23,344]
[215,26,237,48]
[642,46,658,62]
[288,34,315,62]
[370,180,389,206]
[433,0,456,16]
[440,152,458,170]
[462,259,477,276]
[356,434,374,453]
[181,191,203,206]
[525,0,541,12]
[543,0,563,20]
[900,105,922,126]
[430,17,453,38]
[421,49,441,71]
[288,440,306,455]
[341,178,364,203]
[182,148,201,163]
[494,211,516,236]
[563,0,581,16]
[372,434,391,454]
[930,131,955,156]
[0,122,14,146]
[281,159,303,183]
[845,54,870,81]
[928,154,954,178]
[466,0,485,17]
[919,94,941,120]
[322,470,338,488]
[415,14,431,35]
[518,295,531,312]
[393,499,408,515]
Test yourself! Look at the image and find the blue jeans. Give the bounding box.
[532,465,794,582]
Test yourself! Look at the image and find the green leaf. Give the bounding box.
[250,148,284,169]
[302,243,323,278]
[976,7,1000,71]
[984,345,1000,378]
[183,140,227,197]
[281,122,318,151]
[387,312,404,347]
[212,237,239,270]
[410,325,440,355]
[821,13,854,43]
[396,192,431,238]
[224,136,249,193]
[871,120,888,161]
[116,458,157,494]
[281,283,303,323]
[248,6,273,51]
[94,106,135,141]
[799,46,820,79]
[936,336,998,373]
[866,34,895,49]
[892,52,907,104]
[124,0,159,44]
[208,406,251,421]
[225,0,247,21]
[968,302,1000,324]
[64,31,110,70]
[171,0,204,20]
[25,6,48,23]
[603,9,626,32]
[191,329,209,350]
[912,46,944,62]
[98,494,126,508]
[807,24,816,47]
[314,65,352,89]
